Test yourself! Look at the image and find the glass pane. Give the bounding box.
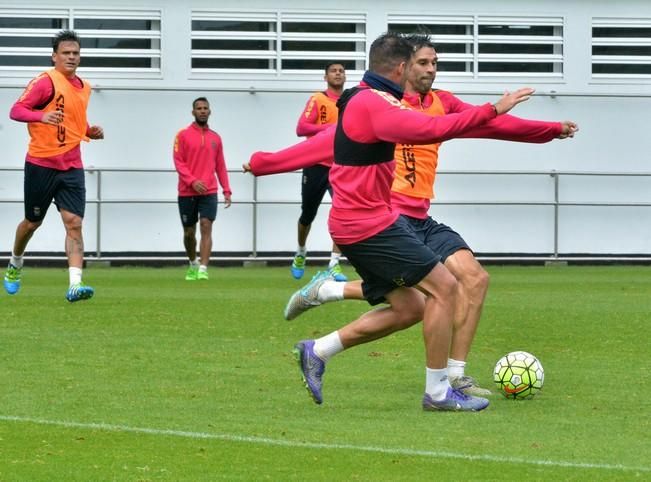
[75,19,153,30]
[479,25,555,36]
[437,62,470,72]
[479,62,555,73]
[593,45,651,56]
[282,40,357,52]
[593,27,651,38]
[192,39,274,50]
[0,18,64,29]
[593,63,651,74]
[0,55,52,66]
[192,58,275,69]
[0,37,53,48]
[389,23,469,36]
[81,57,152,68]
[192,20,274,32]
[480,43,555,54]
[83,38,152,49]
[436,44,473,54]
[283,22,357,34]
[282,59,356,70]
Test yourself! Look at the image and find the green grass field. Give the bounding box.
[1,265,649,481]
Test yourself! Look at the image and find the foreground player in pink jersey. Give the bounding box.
[4,30,104,302]
[281,34,578,397]
[173,97,232,281]
[247,32,533,411]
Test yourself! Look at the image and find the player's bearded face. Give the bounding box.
[407,47,437,94]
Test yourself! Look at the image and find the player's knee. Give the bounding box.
[464,267,489,299]
[23,219,42,233]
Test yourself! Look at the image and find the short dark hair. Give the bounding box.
[52,30,80,52]
[368,32,413,75]
[192,97,209,109]
[324,62,345,73]
[403,33,436,54]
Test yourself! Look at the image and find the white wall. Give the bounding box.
[1,0,650,257]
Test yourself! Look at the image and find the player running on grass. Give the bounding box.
[291,62,348,282]
[4,30,104,302]
[281,34,578,396]
[245,32,534,411]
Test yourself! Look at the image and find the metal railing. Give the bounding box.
[1,167,650,262]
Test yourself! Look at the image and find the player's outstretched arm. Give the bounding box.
[493,88,535,115]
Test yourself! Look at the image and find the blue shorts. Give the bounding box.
[24,162,86,222]
[178,193,218,227]
[299,164,332,226]
[401,215,471,263]
[337,216,441,305]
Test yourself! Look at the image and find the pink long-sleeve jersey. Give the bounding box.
[328,84,497,244]
[173,123,232,197]
[10,74,87,170]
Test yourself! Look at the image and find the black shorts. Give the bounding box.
[299,164,332,226]
[401,215,471,263]
[338,216,441,305]
[178,193,218,227]
[24,162,86,222]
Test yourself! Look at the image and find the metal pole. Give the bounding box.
[552,170,559,259]
[96,170,102,260]
[252,176,258,258]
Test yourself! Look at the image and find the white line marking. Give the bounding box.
[1,415,648,473]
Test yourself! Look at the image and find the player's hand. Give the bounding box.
[42,110,63,125]
[493,88,535,115]
[224,194,232,208]
[242,162,252,173]
[558,121,579,139]
[88,125,104,139]
[192,180,207,194]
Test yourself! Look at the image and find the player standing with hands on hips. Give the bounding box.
[173,97,232,281]
[4,30,103,302]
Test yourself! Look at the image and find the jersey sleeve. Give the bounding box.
[173,130,197,187]
[213,135,232,196]
[296,95,331,137]
[344,89,497,145]
[436,90,562,143]
[249,125,335,176]
[9,74,54,123]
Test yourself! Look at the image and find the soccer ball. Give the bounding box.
[493,351,544,399]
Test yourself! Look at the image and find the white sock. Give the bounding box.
[10,253,23,269]
[69,267,82,286]
[425,367,451,400]
[189,259,199,267]
[313,331,344,362]
[448,358,466,379]
[199,264,208,273]
[328,251,341,269]
[317,279,345,302]
[296,246,307,257]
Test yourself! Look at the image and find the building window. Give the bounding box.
[592,18,651,79]
[388,14,564,80]
[0,8,161,74]
[0,9,68,68]
[72,10,161,72]
[191,10,366,76]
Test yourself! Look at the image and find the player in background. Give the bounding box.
[282,34,579,396]
[4,29,104,302]
[245,32,534,411]
[173,97,232,281]
[291,62,348,281]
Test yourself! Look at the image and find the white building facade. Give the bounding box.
[0,0,650,260]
